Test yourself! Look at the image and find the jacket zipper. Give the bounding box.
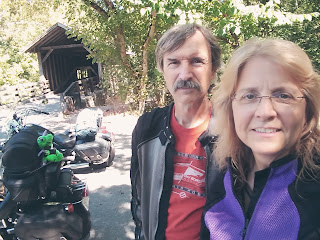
[228,170,249,240]
[241,218,249,240]
[236,168,273,240]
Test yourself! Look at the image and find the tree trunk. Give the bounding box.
[138,9,157,114]
[86,0,157,113]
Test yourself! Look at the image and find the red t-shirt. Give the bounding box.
[165,107,210,240]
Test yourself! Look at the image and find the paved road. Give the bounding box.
[0,94,137,239]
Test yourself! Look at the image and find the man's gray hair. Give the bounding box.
[156,23,221,72]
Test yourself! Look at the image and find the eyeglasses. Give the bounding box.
[232,92,305,108]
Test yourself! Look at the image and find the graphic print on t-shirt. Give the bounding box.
[172,152,206,199]
[165,105,211,240]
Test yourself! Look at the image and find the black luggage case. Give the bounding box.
[74,137,111,165]
[1,128,45,202]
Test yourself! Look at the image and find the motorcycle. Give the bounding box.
[0,124,91,239]
[2,107,116,169]
[2,108,50,139]
[54,108,116,169]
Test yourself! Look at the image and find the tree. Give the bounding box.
[275,0,320,70]
[200,0,319,70]
[59,0,193,113]
[0,0,66,86]
[2,0,318,112]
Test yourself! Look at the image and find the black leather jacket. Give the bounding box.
[130,103,216,240]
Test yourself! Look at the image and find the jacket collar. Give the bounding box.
[159,102,174,145]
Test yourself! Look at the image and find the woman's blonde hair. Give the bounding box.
[212,38,320,182]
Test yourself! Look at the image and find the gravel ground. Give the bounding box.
[0,93,139,239]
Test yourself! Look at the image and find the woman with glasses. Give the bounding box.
[203,38,320,239]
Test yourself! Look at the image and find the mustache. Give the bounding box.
[173,79,201,92]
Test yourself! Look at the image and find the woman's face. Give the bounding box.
[232,56,306,170]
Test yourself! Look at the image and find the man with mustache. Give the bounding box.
[130,23,221,240]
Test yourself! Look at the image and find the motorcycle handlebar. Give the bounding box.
[38,110,49,115]
[30,109,49,115]
[14,108,50,118]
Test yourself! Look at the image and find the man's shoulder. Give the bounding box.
[132,104,172,144]
[137,104,171,130]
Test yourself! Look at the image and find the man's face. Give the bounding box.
[162,30,216,105]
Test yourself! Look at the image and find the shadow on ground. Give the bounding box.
[88,184,135,239]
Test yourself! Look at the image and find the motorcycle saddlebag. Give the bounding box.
[74,137,110,164]
[4,173,46,202]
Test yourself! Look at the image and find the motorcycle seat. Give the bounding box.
[54,133,76,149]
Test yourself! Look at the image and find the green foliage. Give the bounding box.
[0,0,67,86]
[200,0,319,72]
[275,0,320,70]
[1,0,319,110]
[0,31,39,85]
[274,17,320,71]
[278,0,319,13]
[58,0,187,110]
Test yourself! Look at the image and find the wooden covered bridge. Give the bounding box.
[23,23,105,112]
